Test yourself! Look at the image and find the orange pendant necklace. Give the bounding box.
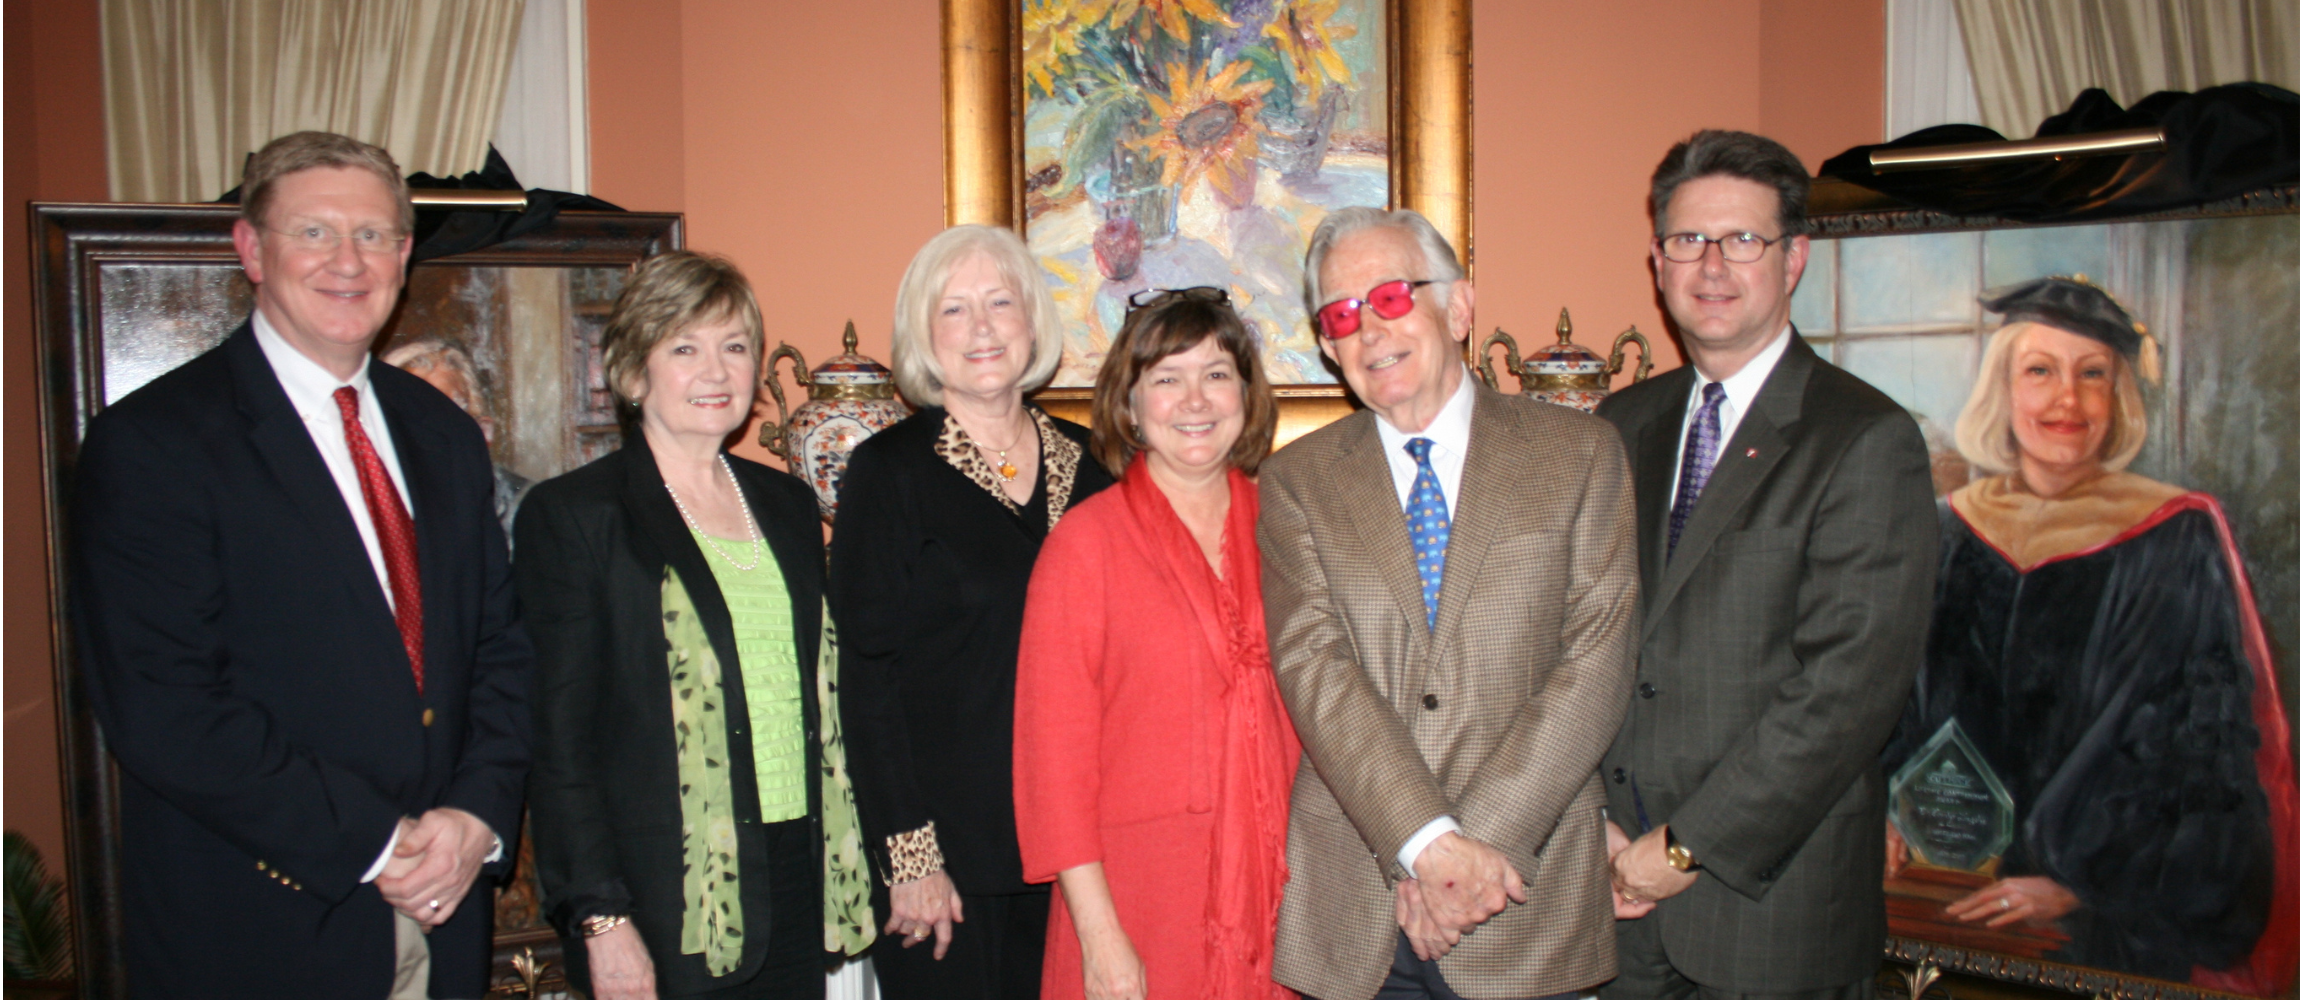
[972,418,1031,483]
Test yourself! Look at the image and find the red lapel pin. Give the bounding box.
[1745,448,1758,458]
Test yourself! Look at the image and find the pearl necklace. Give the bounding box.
[664,454,764,572]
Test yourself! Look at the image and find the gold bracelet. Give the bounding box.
[580,913,630,938]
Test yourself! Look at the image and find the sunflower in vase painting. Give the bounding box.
[1022,0,1387,387]
[1138,61,1274,210]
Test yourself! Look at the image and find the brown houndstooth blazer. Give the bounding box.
[1259,379,1641,1000]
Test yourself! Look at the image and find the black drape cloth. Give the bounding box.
[217,144,626,262]
[1882,504,2272,982]
[1820,83,2300,223]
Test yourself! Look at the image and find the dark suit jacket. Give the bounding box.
[515,435,824,997]
[71,324,532,1000]
[830,408,1112,895]
[1595,333,1937,992]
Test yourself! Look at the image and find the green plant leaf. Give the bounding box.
[1060,85,1154,199]
[1236,43,1296,116]
[4,831,72,981]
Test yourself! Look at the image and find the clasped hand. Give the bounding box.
[1608,822,1695,915]
[1393,832,1526,960]
[375,807,495,927]
[886,870,965,960]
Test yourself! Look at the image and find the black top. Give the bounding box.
[516,435,825,997]
[1885,504,2270,981]
[831,407,1114,895]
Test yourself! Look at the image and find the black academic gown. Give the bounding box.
[1887,499,2273,981]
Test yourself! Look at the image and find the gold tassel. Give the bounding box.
[2136,326,2163,384]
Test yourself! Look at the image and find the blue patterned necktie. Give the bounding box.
[1404,437,1450,630]
[1668,382,1728,558]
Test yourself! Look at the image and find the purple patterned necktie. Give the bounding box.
[1668,382,1727,558]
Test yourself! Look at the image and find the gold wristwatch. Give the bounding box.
[1665,828,1700,872]
[581,914,630,937]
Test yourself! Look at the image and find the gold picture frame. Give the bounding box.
[942,0,1470,442]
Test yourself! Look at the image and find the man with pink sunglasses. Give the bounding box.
[1259,206,1642,1000]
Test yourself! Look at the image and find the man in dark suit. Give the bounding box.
[1594,130,1937,1000]
[72,131,530,999]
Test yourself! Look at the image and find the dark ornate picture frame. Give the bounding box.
[1805,178,2300,1000]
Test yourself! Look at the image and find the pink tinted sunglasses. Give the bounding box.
[1315,280,1437,338]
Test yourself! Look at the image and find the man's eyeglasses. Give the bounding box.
[1656,232,1785,264]
[1126,286,1231,311]
[265,224,411,256]
[1315,279,1436,339]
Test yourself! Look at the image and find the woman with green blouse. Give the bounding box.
[518,251,873,999]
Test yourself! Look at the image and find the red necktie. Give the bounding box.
[333,386,424,694]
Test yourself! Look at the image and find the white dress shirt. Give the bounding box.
[251,310,411,609]
[1369,366,1478,876]
[1667,325,1794,528]
[251,311,498,882]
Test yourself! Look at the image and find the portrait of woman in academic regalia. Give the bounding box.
[1884,277,2300,996]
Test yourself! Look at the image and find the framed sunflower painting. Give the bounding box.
[944,0,1470,396]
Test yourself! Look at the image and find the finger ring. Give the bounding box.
[913,929,929,939]
[428,899,441,910]
[2000,897,2012,910]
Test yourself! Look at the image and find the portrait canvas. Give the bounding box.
[1795,209,2300,998]
[1021,0,1388,386]
[87,261,628,482]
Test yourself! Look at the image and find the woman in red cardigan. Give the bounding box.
[1013,288,1300,1000]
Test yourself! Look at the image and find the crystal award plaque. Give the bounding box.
[1884,719,2069,957]
[1888,719,2014,873]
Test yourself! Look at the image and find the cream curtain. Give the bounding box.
[1953,0,2299,138]
[103,0,527,203]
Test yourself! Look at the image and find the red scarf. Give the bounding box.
[1119,459,1299,1000]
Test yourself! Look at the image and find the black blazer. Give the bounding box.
[71,324,532,1000]
[515,434,824,997]
[1595,332,1938,992]
[829,408,1113,895]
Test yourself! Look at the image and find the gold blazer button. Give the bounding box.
[422,708,435,727]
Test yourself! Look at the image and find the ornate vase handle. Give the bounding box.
[1476,328,1523,393]
[1608,326,1654,383]
[758,343,811,457]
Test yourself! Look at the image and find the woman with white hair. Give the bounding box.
[831,225,1116,1000]
[1882,277,2299,993]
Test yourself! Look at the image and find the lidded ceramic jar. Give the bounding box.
[760,321,912,522]
[1475,308,1653,413]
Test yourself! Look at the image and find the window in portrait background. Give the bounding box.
[1799,194,2300,1000]
[1020,0,1388,386]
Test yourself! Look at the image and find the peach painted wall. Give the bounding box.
[1473,0,1764,378]
[586,0,944,469]
[1761,0,1888,173]
[587,0,1883,454]
[5,0,109,876]
[1475,0,1884,382]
